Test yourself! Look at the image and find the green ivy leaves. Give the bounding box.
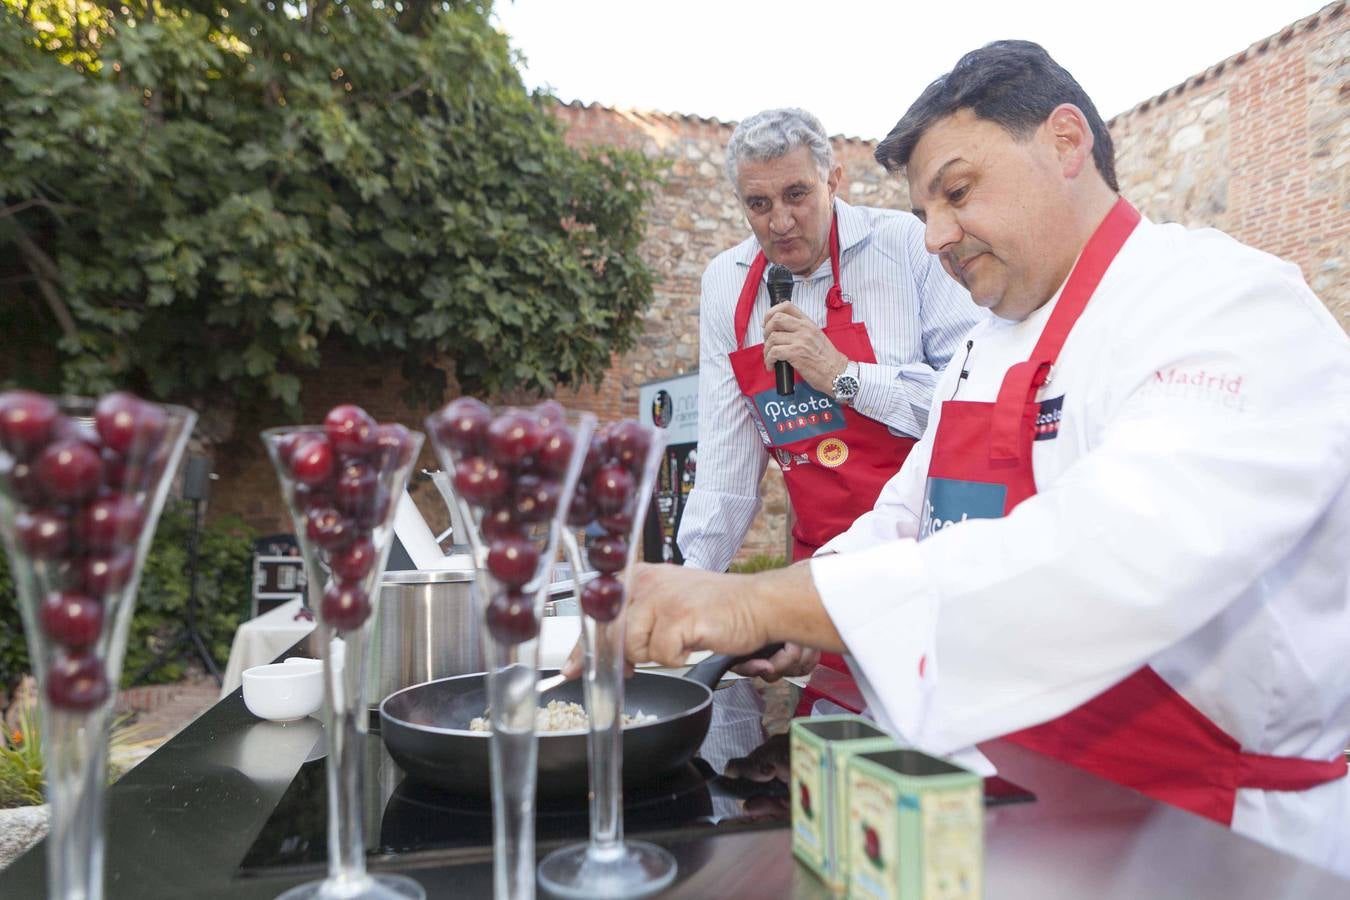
[1,0,662,414]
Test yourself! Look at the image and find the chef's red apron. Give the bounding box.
[729,213,911,715]
[918,197,1346,824]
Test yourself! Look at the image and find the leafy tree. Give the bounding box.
[0,0,661,415]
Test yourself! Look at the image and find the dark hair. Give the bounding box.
[875,40,1119,192]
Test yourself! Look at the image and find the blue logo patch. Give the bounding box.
[920,477,1007,539]
[751,384,847,448]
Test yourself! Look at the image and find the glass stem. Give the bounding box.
[582,614,625,858]
[322,622,371,890]
[43,702,111,900]
[486,640,538,900]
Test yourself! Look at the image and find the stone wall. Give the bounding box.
[1110,1,1348,329]
[210,4,1347,560]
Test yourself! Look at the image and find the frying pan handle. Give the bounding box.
[682,643,786,689]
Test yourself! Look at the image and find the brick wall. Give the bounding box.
[210,4,1347,557]
[1109,1,1348,329]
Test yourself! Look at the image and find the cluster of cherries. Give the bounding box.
[431,398,575,645]
[430,397,653,645]
[274,404,416,632]
[570,419,651,624]
[0,390,169,711]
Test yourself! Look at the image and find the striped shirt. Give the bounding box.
[678,199,985,572]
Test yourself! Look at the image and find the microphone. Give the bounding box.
[766,264,796,396]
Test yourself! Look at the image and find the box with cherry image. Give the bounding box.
[845,747,983,900]
[789,715,898,890]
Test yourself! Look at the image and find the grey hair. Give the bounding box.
[725,108,835,191]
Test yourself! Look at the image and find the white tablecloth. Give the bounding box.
[220,598,317,697]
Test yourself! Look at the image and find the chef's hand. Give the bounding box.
[731,641,820,681]
[763,303,848,393]
[625,563,769,667]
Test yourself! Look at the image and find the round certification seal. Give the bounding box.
[816,437,848,468]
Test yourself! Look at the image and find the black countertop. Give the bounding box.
[2,677,1347,899]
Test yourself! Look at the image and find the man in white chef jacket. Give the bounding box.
[615,41,1350,874]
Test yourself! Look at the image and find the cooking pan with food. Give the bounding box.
[379,646,781,801]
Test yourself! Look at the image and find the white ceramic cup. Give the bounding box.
[241,662,324,722]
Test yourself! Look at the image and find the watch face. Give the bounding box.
[834,375,859,401]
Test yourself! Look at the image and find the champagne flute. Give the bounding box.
[425,399,595,900]
[537,420,677,898]
[262,405,424,900]
[0,390,196,900]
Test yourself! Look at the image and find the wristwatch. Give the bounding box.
[831,361,860,405]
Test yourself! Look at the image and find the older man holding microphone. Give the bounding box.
[607,42,1350,874]
[677,107,980,705]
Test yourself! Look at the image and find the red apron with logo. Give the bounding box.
[918,197,1345,823]
[729,213,913,714]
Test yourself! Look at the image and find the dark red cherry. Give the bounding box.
[374,423,417,469]
[589,535,628,573]
[432,397,491,454]
[487,536,539,587]
[533,400,566,429]
[598,499,635,536]
[482,504,527,541]
[94,392,166,461]
[485,589,539,645]
[290,480,334,513]
[46,653,109,711]
[567,485,596,528]
[2,459,48,506]
[15,509,72,558]
[288,436,335,487]
[39,591,104,649]
[352,485,392,529]
[324,404,377,460]
[452,456,509,505]
[275,432,305,464]
[486,412,542,467]
[320,581,371,631]
[595,422,621,463]
[581,575,624,621]
[579,433,607,479]
[513,476,560,523]
[592,465,633,514]
[536,425,575,477]
[330,536,376,581]
[79,494,145,553]
[0,390,58,460]
[51,416,100,449]
[305,506,354,550]
[334,460,378,518]
[81,550,136,594]
[609,421,652,472]
[35,440,103,502]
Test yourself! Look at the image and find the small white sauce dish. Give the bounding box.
[242,661,324,722]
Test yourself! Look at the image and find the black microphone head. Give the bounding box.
[766,264,794,304]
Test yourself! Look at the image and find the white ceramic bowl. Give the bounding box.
[241,662,324,722]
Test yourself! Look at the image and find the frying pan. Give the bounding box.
[379,646,779,801]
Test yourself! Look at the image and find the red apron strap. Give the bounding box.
[734,211,851,349]
[824,214,851,329]
[734,252,770,350]
[1237,751,1348,792]
[989,198,1142,463]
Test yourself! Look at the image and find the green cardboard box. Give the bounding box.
[789,715,899,890]
[845,748,984,900]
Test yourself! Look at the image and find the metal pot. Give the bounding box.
[366,566,481,710]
